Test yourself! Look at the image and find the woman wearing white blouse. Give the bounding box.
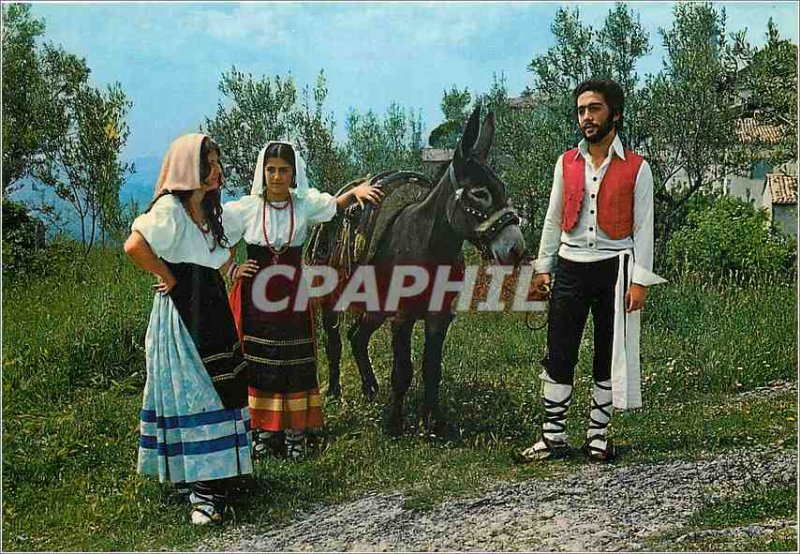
[124,134,251,526]
[223,141,381,460]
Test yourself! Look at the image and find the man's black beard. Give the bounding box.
[582,116,615,144]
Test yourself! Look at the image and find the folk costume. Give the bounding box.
[523,135,666,462]
[132,133,252,522]
[224,141,337,459]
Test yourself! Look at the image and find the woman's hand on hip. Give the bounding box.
[235,259,260,281]
[153,272,177,295]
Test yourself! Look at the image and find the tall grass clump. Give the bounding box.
[3,244,161,550]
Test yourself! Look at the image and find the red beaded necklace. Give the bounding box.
[262,195,295,262]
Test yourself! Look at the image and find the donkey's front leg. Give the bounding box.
[348,313,385,400]
[321,306,343,398]
[421,312,453,436]
[387,317,416,436]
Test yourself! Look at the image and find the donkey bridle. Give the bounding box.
[447,160,520,252]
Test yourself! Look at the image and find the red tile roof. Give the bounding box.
[735,117,788,145]
[766,173,797,205]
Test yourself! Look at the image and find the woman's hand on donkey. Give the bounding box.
[352,181,384,208]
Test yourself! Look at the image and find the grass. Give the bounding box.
[2,246,797,551]
[690,485,796,529]
[645,484,798,552]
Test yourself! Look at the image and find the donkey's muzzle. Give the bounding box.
[474,207,520,244]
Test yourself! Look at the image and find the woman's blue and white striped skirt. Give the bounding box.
[137,294,253,484]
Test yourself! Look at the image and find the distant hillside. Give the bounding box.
[121,156,161,205]
[7,156,160,239]
[7,156,244,240]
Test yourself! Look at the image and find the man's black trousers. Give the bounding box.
[542,255,621,385]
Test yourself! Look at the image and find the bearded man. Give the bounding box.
[518,79,666,463]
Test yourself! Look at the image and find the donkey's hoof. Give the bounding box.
[362,383,379,401]
[386,418,404,437]
[423,418,449,441]
[326,385,342,399]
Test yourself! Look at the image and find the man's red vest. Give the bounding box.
[561,147,644,240]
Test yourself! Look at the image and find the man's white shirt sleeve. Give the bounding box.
[534,154,564,274]
[630,161,665,286]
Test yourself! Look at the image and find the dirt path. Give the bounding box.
[199,443,796,552]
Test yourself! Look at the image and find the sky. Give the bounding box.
[29,1,800,164]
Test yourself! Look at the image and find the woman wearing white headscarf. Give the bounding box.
[223,141,381,460]
[124,133,251,526]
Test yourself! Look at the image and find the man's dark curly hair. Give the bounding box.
[573,79,625,132]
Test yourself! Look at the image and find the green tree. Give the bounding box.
[1,5,89,197]
[290,71,351,194]
[428,86,471,149]
[204,68,298,194]
[475,75,563,248]
[664,195,795,283]
[32,80,132,255]
[592,3,651,149]
[205,68,423,195]
[205,68,352,195]
[733,18,797,163]
[526,6,597,148]
[742,18,797,129]
[2,5,131,254]
[345,103,423,177]
[2,199,46,278]
[2,4,47,194]
[640,2,751,254]
[94,85,134,245]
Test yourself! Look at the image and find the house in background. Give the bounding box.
[421,96,534,176]
[728,114,794,206]
[661,112,795,221]
[506,95,538,110]
[733,112,797,237]
[420,147,454,179]
[762,173,798,237]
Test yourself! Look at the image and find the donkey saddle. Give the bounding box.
[306,171,434,274]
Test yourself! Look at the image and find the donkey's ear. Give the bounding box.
[452,138,465,180]
[459,105,481,156]
[453,105,481,181]
[473,111,495,162]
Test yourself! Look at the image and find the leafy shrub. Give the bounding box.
[2,200,46,278]
[664,195,796,283]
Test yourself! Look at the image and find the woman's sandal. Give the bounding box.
[251,430,284,459]
[251,437,269,460]
[285,432,306,462]
[190,502,224,526]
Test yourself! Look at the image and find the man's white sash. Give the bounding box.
[611,251,666,410]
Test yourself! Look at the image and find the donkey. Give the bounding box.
[313,106,526,436]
